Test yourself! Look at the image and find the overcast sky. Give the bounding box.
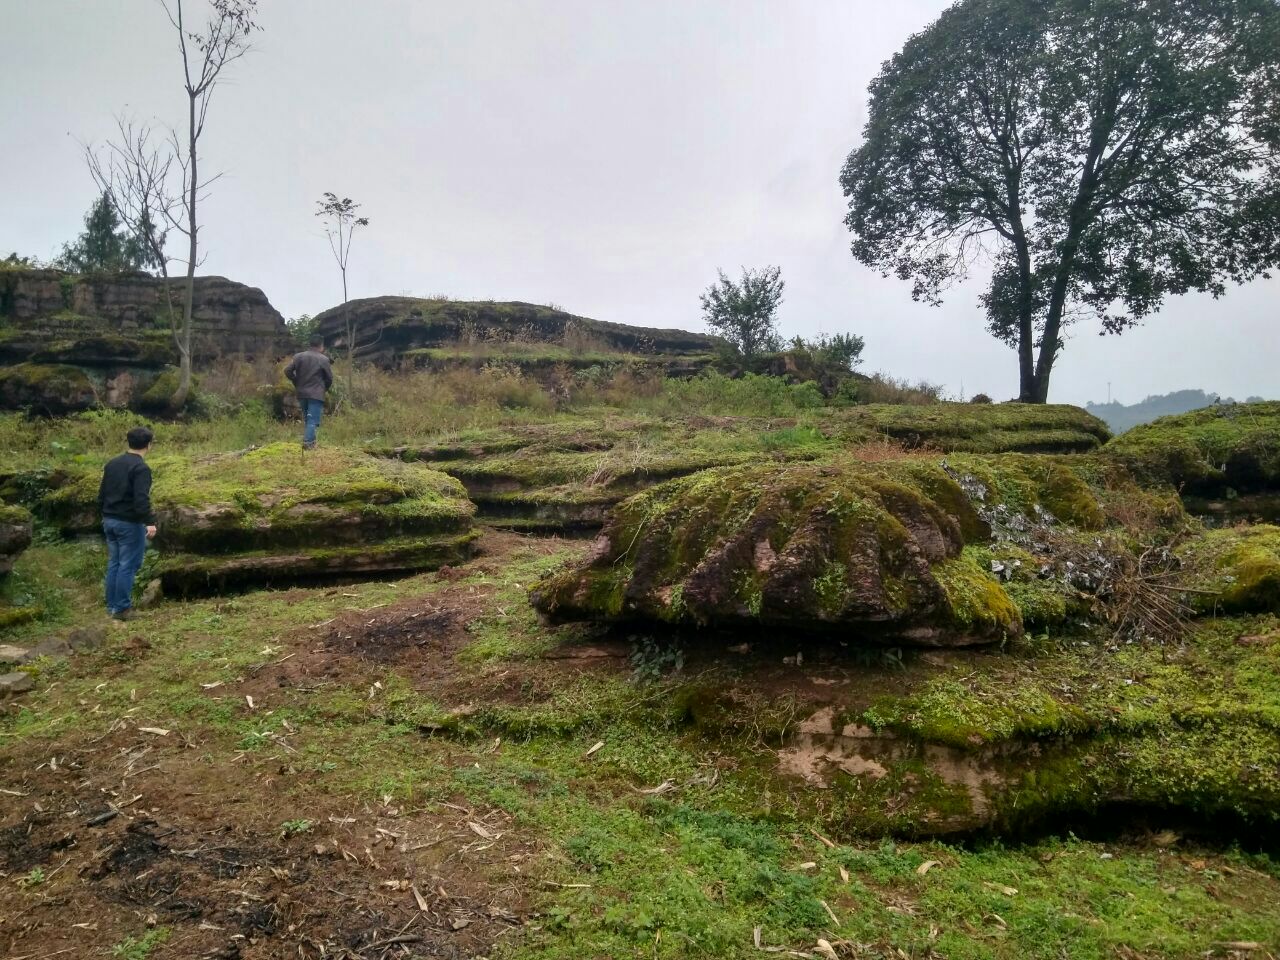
[3,1,1276,405]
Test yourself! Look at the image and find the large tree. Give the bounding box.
[840,0,1280,402]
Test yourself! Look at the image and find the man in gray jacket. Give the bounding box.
[284,336,334,449]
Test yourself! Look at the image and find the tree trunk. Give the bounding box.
[171,89,198,413]
[1014,245,1036,403]
[342,265,353,403]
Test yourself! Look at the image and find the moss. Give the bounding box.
[1177,524,1280,613]
[536,458,991,641]
[932,551,1022,639]
[134,368,196,413]
[40,442,477,555]
[1105,400,1280,496]
[0,502,33,526]
[0,363,97,414]
[0,603,41,630]
[825,402,1111,454]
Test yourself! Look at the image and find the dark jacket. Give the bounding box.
[98,453,155,524]
[284,349,334,402]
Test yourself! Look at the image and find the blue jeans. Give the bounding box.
[103,518,147,614]
[301,398,324,446]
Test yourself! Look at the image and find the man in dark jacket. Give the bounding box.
[98,426,157,621]
[284,336,334,449]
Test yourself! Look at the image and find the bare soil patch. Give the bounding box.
[0,726,532,959]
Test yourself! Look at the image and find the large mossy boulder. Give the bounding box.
[311,296,723,367]
[1105,401,1280,501]
[530,457,1088,645]
[40,443,478,594]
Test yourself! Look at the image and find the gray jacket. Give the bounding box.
[284,349,333,402]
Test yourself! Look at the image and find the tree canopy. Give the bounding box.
[840,0,1280,402]
[699,266,785,359]
[58,191,157,274]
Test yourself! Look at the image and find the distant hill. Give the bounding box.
[1087,389,1268,434]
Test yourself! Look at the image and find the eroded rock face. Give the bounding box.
[532,458,1033,645]
[38,443,478,595]
[0,268,291,412]
[1,269,289,359]
[0,504,33,576]
[312,296,722,367]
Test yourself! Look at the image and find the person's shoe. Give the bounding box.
[111,609,134,622]
[302,440,316,451]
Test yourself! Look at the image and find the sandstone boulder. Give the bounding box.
[532,458,1035,645]
[40,443,478,595]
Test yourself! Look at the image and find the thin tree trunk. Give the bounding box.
[172,88,198,412]
[342,264,353,401]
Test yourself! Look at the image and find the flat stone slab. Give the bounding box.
[0,671,34,696]
[0,644,31,664]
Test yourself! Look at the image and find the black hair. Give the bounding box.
[127,426,154,451]
[310,335,325,348]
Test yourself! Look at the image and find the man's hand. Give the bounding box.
[146,525,157,539]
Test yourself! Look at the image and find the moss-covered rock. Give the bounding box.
[0,363,97,414]
[1177,524,1280,614]
[39,443,478,593]
[532,458,1025,645]
[826,402,1112,453]
[1105,401,1280,498]
[0,503,33,576]
[132,367,201,414]
[154,532,478,595]
[382,409,1111,535]
[675,612,1280,836]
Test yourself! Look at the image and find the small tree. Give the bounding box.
[86,119,180,374]
[58,191,157,274]
[699,266,785,359]
[315,192,371,399]
[160,0,259,411]
[286,314,318,349]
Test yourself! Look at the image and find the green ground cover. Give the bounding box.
[2,537,1278,957]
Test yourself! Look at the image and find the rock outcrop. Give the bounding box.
[312,297,722,368]
[0,503,35,630]
[676,609,1280,836]
[38,443,478,594]
[0,266,291,412]
[1105,401,1280,520]
[0,504,32,577]
[380,406,1112,535]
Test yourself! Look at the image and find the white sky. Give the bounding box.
[3,0,1276,406]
